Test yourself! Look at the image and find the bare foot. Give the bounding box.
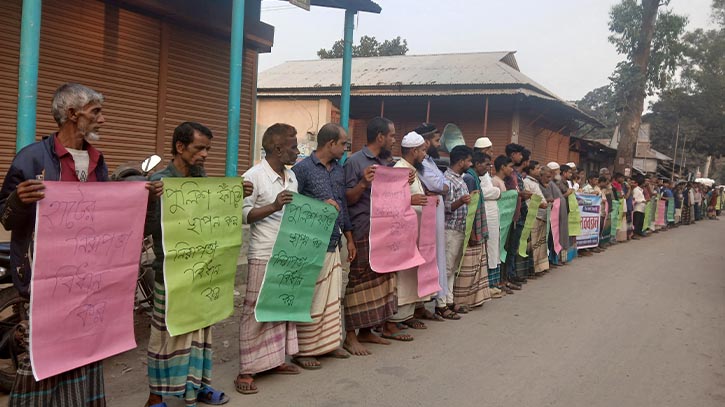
[144,393,162,407]
[343,334,371,356]
[357,328,391,345]
[381,321,414,341]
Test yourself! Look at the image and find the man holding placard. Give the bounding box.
[289,123,356,369]
[342,117,398,356]
[236,124,301,394]
[146,122,247,406]
[0,83,161,406]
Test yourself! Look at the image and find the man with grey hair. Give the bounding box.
[0,83,161,406]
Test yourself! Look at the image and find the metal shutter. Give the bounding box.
[35,0,161,174]
[164,25,256,176]
[0,0,21,183]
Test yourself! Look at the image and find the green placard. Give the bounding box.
[643,200,653,229]
[610,199,621,234]
[255,193,338,323]
[666,197,675,222]
[458,191,480,274]
[161,177,243,336]
[497,190,519,263]
[567,193,582,236]
[518,195,542,258]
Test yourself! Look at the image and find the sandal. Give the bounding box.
[501,285,513,294]
[291,357,321,370]
[506,282,521,291]
[145,403,167,407]
[449,303,469,314]
[415,307,445,321]
[269,363,300,375]
[322,348,351,359]
[234,376,258,395]
[197,386,230,405]
[435,306,461,320]
[401,319,427,329]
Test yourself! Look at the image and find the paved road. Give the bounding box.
[8,220,725,406]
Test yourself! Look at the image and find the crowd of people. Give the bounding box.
[0,83,723,407]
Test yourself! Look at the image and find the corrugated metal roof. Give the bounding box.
[258,51,560,98]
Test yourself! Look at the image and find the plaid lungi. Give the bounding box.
[343,238,396,331]
[147,283,213,406]
[487,265,501,287]
[9,322,105,407]
[453,242,491,308]
[296,250,343,357]
[239,259,298,375]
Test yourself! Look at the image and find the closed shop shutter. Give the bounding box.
[164,25,256,177]
[0,0,21,183]
[35,0,160,175]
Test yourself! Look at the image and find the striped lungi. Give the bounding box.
[532,218,549,273]
[9,322,105,406]
[343,237,396,331]
[147,283,213,406]
[453,242,491,308]
[296,250,343,357]
[239,259,298,375]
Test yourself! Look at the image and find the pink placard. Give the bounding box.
[550,198,563,254]
[369,166,425,273]
[656,199,666,226]
[31,181,147,380]
[417,196,441,297]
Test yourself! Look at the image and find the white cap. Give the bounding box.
[566,162,577,168]
[474,137,492,149]
[401,131,425,148]
[547,162,560,170]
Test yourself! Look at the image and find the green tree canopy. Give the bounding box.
[317,35,409,59]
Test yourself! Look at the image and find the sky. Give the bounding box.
[257,0,716,101]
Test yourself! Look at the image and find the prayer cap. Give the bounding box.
[474,137,492,149]
[566,162,577,168]
[547,162,560,170]
[413,123,437,136]
[402,131,425,148]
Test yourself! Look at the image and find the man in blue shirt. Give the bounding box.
[291,123,356,367]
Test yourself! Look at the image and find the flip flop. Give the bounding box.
[197,386,230,405]
[291,357,322,370]
[380,331,414,342]
[322,348,351,359]
[234,376,258,395]
[269,363,300,375]
[146,403,167,407]
[401,319,427,329]
[415,308,445,321]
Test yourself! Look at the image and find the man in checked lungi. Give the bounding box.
[289,123,357,368]
[342,117,402,356]
[236,124,301,394]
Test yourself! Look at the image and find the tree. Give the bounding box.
[317,35,408,59]
[607,0,687,172]
[575,84,621,141]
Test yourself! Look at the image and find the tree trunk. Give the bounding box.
[614,0,661,173]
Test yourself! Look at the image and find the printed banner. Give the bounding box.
[655,199,666,226]
[575,193,601,249]
[550,197,563,255]
[666,197,675,222]
[518,194,542,257]
[369,166,425,273]
[162,177,243,336]
[458,191,480,273]
[417,196,441,297]
[255,193,337,322]
[568,193,582,236]
[497,190,519,263]
[31,182,147,380]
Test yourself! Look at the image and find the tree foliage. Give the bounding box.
[317,35,408,59]
[575,84,620,141]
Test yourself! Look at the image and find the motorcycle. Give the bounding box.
[111,154,162,311]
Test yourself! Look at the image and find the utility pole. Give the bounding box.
[679,132,687,178]
[671,122,679,181]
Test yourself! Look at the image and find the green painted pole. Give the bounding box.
[340,9,355,132]
[226,0,245,176]
[16,0,42,152]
